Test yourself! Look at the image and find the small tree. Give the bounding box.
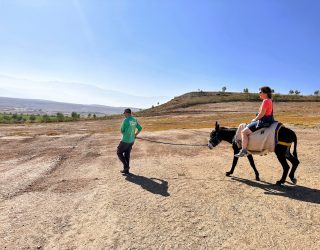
[29,114,36,122]
[289,90,294,95]
[88,113,92,118]
[71,112,79,121]
[294,90,301,95]
[16,115,23,122]
[93,113,97,119]
[56,112,64,122]
[3,115,10,122]
[243,88,249,93]
[157,102,160,106]
[42,114,50,123]
[222,86,227,92]
[314,90,320,96]
[271,89,275,93]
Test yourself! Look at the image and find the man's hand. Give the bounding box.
[135,131,140,138]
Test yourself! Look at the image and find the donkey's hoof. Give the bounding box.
[276,181,284,186]
[226,172,232,177]
[290,178,297,185]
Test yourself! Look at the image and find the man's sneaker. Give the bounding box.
[235,149,249,157]
[120,169,130,175]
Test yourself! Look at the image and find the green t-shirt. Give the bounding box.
[120,116,142,143]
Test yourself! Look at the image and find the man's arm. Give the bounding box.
[135,130,141,138]
[135,121,142,138]
[120,120,126,134]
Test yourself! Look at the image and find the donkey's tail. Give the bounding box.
[292,132,298,159]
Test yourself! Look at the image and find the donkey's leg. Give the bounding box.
[226,148,239,176]
[286,151,300,184]
[247,154,260,181]
[275,151,290,185]
[226,156,239,176]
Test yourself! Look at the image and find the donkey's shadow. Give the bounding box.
[125,174,170,197]
[231,176,320,204]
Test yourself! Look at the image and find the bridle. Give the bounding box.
[208,131,221,148]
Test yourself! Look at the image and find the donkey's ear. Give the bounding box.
[215,121,220,130]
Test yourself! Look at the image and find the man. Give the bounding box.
[117,108,142,175]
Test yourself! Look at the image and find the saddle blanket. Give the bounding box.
[235,122,280,155]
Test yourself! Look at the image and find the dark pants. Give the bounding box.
[117,141,134,170]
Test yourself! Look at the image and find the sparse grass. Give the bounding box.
[140,91,320,116]
[9,132,33,137]
[135,100,320,131]
[135,114,319,132]
[275,114,320,128]
[45,131,62,136]
[141,116,320,131]
[0,102,318,136]
[62,103,320,135]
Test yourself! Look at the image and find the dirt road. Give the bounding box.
[0,121,319,249]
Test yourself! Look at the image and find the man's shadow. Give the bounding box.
[231,176,320,204]
[125,174,170,197]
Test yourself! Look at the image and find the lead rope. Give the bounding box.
[136,137,208,147]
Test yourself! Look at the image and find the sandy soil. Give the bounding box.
[0,119,319,249]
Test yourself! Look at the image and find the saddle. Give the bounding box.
[235,122,281,155]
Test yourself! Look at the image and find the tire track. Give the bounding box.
[3,134,92,200]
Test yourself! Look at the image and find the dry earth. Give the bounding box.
[0,103,319,249]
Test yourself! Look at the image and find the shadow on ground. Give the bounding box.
[125,174,170,197]
[231,176,320,204]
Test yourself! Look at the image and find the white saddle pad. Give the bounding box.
[235,122,279,155]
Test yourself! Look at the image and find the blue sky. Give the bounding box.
[0,0,319,107]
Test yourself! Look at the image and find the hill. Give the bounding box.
[139,91,320,116]
[0,97,140,116]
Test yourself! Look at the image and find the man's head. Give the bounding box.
[123,108,132,117]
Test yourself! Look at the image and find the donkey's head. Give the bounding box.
[208,121,222,149]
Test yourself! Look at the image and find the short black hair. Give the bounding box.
[123,108,132,114]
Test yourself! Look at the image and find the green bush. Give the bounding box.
[56,112,65,122]
[41,114,51,123]
[71,112,79,121]
[29,115,36,122]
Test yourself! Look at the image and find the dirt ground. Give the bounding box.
[0,106,319,249]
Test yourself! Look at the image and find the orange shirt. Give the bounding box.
[259,99,273,116]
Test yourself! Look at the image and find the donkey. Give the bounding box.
[208,122,300,185]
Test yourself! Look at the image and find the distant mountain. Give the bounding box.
[0,97,140,115]
[0,75,170,108]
